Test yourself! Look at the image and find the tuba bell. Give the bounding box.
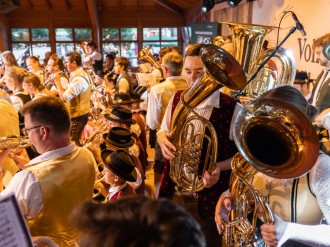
[223,22,296,98]
[169,44,246,193]
[223,98,319,246]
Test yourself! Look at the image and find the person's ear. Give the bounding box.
[40,126,49,140]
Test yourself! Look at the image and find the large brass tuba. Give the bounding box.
[138,46,162,72]
[223,98,319,246]
[223,22,296,98]
[169,44,246,193]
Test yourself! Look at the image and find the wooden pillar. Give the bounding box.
[86,0,101,49]
[0,14,9,51]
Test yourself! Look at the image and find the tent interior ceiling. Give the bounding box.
[17,0,201,14]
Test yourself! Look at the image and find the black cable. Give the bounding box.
[276,11,292,47]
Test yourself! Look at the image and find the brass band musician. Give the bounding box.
[0,96,96,246]
[215,86,330,247]
[157,44,242,247]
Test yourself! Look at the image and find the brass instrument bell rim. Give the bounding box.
[234,98,319,179]
[200,44,247,91]
[240,117,299,172]
[221,22,279,31]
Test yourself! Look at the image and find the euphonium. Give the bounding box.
[223,22,296,98]
[169,44,246,193]
[246,47,296,98]
[223,98,319,246]
[138,46,162,72]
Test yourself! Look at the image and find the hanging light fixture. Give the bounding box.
[201,0,214,13]
[227,0,242,7]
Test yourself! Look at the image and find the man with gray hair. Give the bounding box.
[146,51,189,198]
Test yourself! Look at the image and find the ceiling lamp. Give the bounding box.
[227,0,242,7]
[201,0,214,13]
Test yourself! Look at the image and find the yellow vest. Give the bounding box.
[27,147,95,247]
[67,75,91,119]
[158,77,189,124]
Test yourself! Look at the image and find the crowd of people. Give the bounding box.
[0,31,329,247]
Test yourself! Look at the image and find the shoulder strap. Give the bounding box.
[77,74,94,89]
[307,172,316,197]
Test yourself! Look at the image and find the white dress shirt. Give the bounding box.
[158,90,242,141]
[83,50,102,64]
[63,67,90,102]
[108,183,127,199]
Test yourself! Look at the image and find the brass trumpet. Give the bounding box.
[0,136,31,153]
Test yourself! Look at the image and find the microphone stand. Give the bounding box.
[235,26,297,98]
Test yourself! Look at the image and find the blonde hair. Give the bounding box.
[5,66,29,84]
[23,74,45,91]
[1,51,19,67]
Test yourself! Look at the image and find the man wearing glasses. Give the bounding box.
[0,96,96,246]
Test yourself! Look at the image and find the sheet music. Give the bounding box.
[135,73,157,87]
[138,63,153,73]
[0,193,33,247]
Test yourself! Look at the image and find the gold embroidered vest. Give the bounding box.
[27,148,95,247]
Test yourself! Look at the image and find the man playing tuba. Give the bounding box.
[157,44,244,247]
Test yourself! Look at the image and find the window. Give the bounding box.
[143,27,178,55]
[102,27,138,67]
[11,28,51,67]
[55,28,92,61]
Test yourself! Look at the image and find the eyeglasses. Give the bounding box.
[22,125,43,136]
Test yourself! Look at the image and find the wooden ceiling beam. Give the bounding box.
[83,0,88,10]
[120,0,125,9]
[26,0,34,9]
[65,0,72,10]
[46,0,53,9]
[153,0,183,15]
[86,0,101,45]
